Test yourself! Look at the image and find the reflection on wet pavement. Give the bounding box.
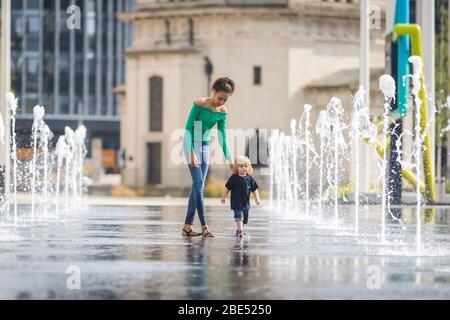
[1,204,450,299]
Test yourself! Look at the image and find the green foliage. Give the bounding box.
[435,0,449,148]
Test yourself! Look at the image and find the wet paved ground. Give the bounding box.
[1,203,450,299]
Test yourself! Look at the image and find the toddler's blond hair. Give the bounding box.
[233,155,253,174]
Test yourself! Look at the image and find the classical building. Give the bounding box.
[11,0,135,167]
[116,0,386,191]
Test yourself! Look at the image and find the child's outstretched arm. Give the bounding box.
[221,188,231,204]
[253,190,261,206]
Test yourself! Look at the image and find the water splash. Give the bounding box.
[6,92,19,225]
[269,129,279,209]
[300,104,313,217]
[409,55,424,254]
[75,125,87,201]
[326,98,345,228]
[290,119,299,212]
[379,75,396,242]
[351,86,367,234]
[31,105,46,222]
[316,110,331,220]
[64,127,75,211]
[41,124,53,216]
[0,113,5,145]
[55,136,68,215]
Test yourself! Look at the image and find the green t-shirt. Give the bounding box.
[184,103,232,159]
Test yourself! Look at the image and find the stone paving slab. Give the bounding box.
[1,204,450,299]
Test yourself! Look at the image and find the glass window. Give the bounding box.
[60,98,70,114]
[27,0,39,10]
[254,66,262,85]
[59,55,70,97]
[89,59,96,95]
[75,57,84,96]
[12,15,24,51]
[147,143,162,184]
[26,97,39,114]
[43,95,55,114]
[12,0,23,10]
[11,54,23,96]
[26,57,39,94]
[149,76,163,132]
[43,53,55,97]
[60,20,70,52]
[88,97,96,115]
[27,15,40,34]
[26,15,40,51]
[43,10,55,53]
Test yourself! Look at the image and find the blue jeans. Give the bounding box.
[184,140,210,226]
[234,209,249,224]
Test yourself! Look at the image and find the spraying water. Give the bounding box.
[315,110,331,219]
[269,129,279,208]
[326,98,345,228]
[351,86,367,234]
[41,125,53,216]
[55,136,68,215]
[409,55,424,253]
[0,112,5,205]
[275,132,282,212]
[0,113,5,145]
[75,125,87,201]
[290,120,299,212]
[299,105,313,217]
[64,127,75,211]
[6,93,19,225]
[379,75,396,242]
[31,105,45,222]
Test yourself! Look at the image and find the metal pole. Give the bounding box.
[389,0,410,206]
[360,0,370,193]
[0,0,11,201]
[417,0,436,198]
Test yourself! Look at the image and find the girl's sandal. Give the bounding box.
[202,226,215,238]
[182,228,202,237]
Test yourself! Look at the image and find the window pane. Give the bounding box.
[26,57,39,93]
[254,66,262,85]
[147,143,162,184]
[149,76,163,132]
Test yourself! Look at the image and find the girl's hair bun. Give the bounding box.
[212,77,235,94]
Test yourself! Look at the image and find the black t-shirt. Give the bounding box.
[225,174,259,210]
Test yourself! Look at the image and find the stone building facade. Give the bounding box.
[116,0,386,191]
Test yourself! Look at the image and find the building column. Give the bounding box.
[116,0,123,88]
[359,0,371,192]
[0,0,11,199]
[416,0,435,102]
[107,0,114,117]
[38,0,44,105]
[83,0,89,116]
[54,0,61,114]
[21,0,27,114]
[95,0,103,116]
[417,0,436,195]
[69,0,76,115]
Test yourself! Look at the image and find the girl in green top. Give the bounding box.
[182,77,235,238]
